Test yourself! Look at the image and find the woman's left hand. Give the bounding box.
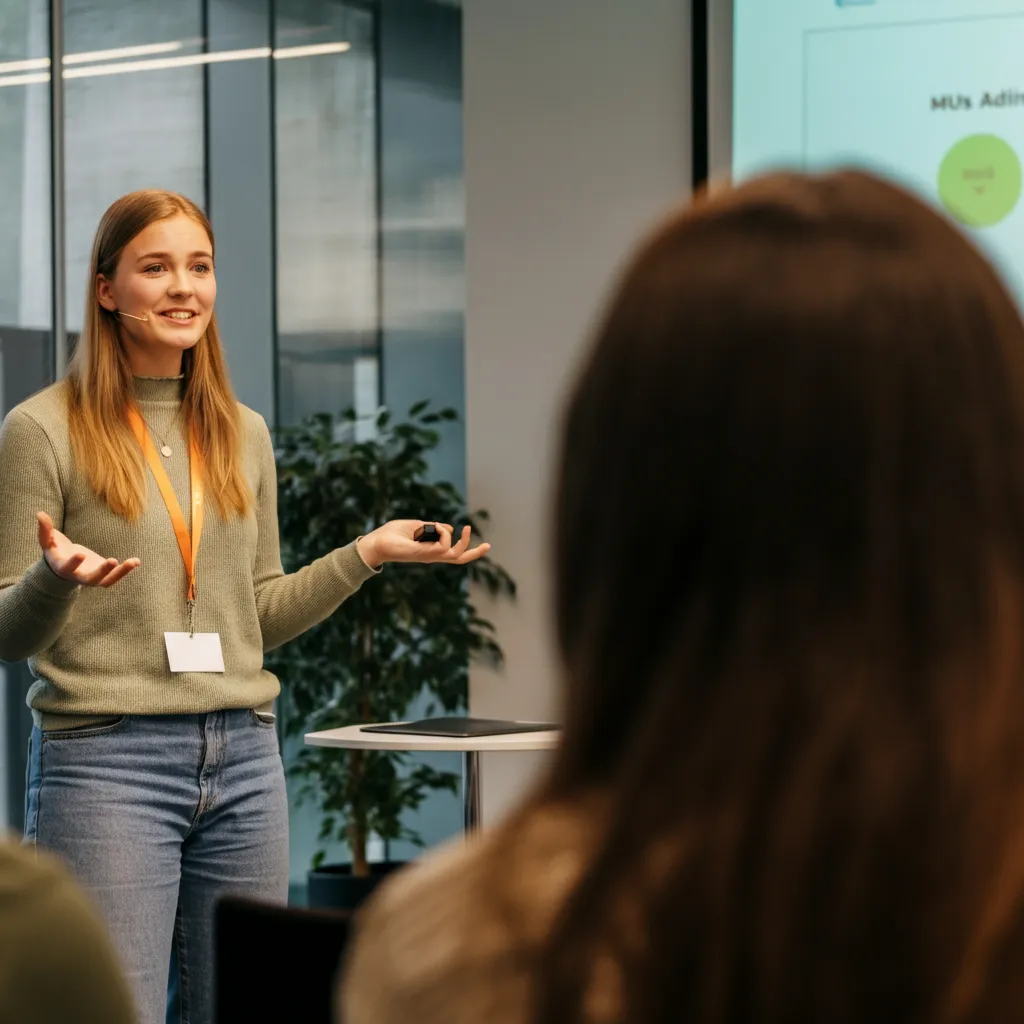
[356,521,491,568]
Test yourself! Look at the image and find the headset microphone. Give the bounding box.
[116,311,149,322]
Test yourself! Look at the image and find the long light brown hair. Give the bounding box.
[67,190,250,520]
[520,171,1024,1022]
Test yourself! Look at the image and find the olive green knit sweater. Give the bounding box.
[0,375,377,729]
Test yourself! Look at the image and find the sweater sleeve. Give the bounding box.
[0,408,80,664]
[339,896,414,1024]
[252,416,380,652]
[338,841,492,1024]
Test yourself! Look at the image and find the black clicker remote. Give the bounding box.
[414,524,442,543]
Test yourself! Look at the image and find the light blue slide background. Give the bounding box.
[733,0,1024,303]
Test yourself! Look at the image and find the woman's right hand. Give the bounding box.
[37,511,140,587]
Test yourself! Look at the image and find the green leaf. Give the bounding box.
[272,402,516,870]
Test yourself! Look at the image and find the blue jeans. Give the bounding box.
[24,710,289,1024]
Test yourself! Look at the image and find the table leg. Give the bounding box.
[462,750,481,831]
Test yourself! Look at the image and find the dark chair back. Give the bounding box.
[215,896,352,1024]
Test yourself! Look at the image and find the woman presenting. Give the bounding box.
[0,189,487,1024]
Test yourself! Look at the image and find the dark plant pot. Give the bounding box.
[306,861,405,912]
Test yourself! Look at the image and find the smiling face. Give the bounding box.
[97,213,216,377]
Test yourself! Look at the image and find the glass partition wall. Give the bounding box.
[0,0,464,901]
[0,0,53,828]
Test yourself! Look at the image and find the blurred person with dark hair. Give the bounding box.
[339,170,1024,1024]
[0,839,135,1022]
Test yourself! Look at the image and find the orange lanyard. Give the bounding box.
[126,407,204,607]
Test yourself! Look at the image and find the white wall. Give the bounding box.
[464,0,693,825]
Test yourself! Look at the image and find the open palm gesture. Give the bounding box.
[37,511,140,587]
[357,521,491,568]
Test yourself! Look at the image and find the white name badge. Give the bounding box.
[165,632,225,673]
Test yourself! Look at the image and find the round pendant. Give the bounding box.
[160,445,173,458]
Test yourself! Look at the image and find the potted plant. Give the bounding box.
[267,402,515,910]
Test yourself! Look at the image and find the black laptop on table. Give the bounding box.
[361,716,560,738]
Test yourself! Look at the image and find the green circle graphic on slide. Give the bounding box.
[938,134,1021,228]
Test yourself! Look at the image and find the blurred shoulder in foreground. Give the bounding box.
[0,837,135,1024]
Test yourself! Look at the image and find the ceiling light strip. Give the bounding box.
[273,42,351,59]
[64,41,186,65]
[0,41,352,87]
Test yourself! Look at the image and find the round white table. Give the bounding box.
[304,723,561,831]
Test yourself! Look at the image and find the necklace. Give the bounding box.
[140,410,180,459]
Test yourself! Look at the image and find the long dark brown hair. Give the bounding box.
[527,171,1024,1022]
